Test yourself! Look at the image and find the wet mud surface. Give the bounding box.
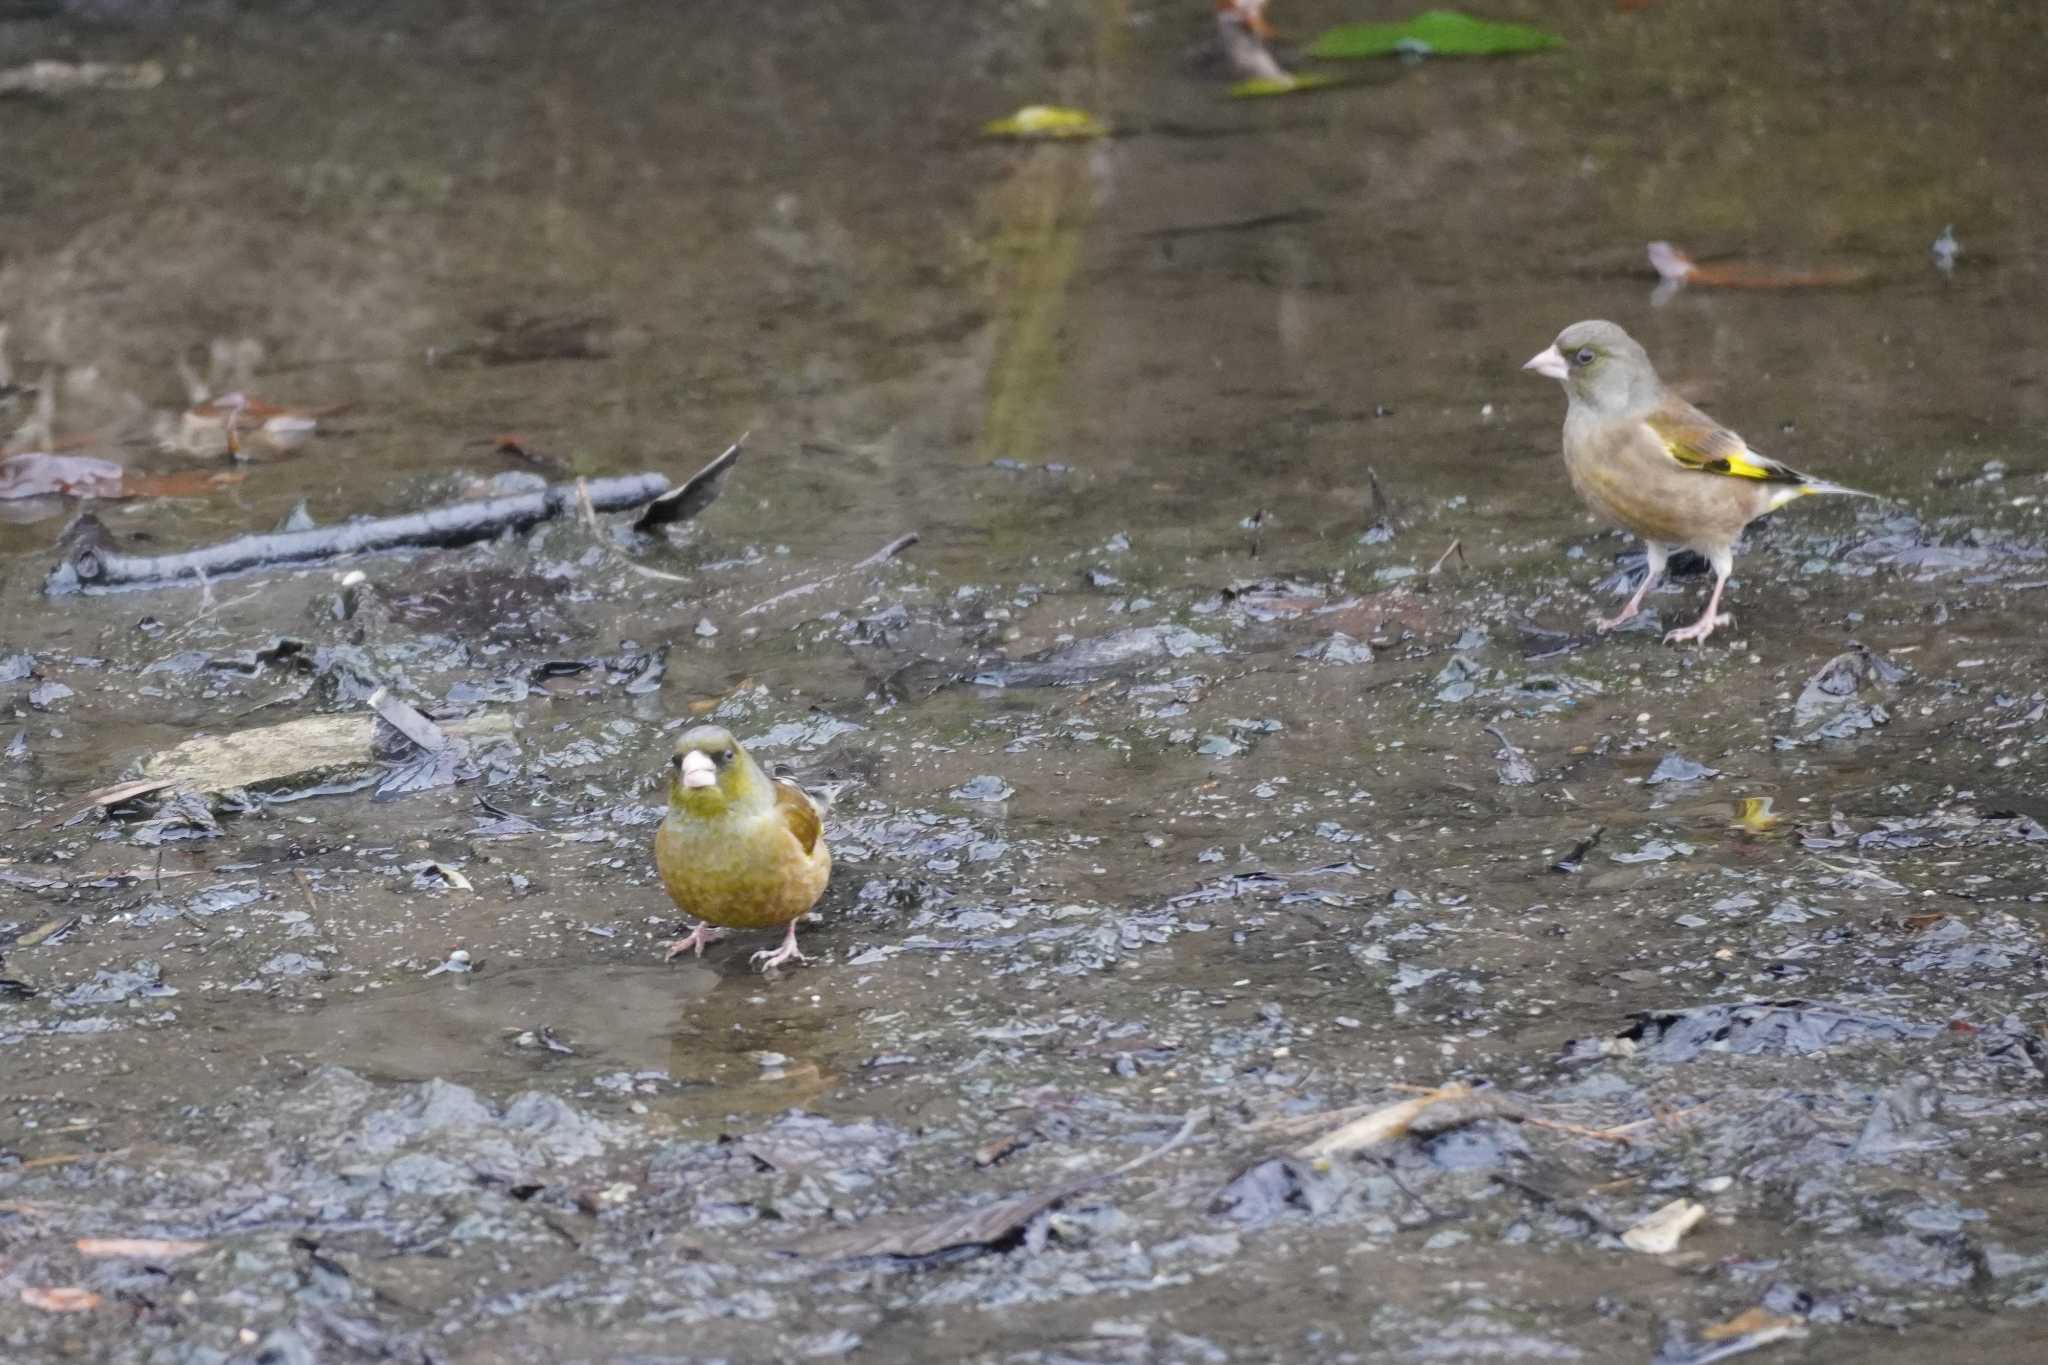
[3,2,2048,1362]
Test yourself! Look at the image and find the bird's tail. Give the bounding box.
[1803,478,1881,500]
[1768,478,1881,511]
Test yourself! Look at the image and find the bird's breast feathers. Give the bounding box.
[655,786,831,929]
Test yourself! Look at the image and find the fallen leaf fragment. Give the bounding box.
[368,686,451,753]
[121,468,248,499]
[974,1134,1030,1168]
[20,1286,101,1313]
[1227,72,1343,98]
[1702,1308,1804,1343]
[14,915,80,947]
[1734,796,1778,832]
[169,393,346,459]
[420,862,474,892]
[76,1236,207,1259]
[137,711,513,794]
[0,452,249,502]
[1621,1196,1706,1253]
[982,105,1108,140]
[1294,1082,1473,1163]
[0,451,124,500]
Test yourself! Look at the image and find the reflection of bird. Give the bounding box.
[657,726,831,971]
[1524,320,1875,644]
[1215,0,1292,84]
[1931,224,1959,275]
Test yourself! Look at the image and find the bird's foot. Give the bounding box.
[749,926,809,973]
[1595,607,1639,634]
[663,925,725,961]
[1663,611,1732,645]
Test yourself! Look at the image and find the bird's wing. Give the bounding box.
[1643,403,1809,485]
[774,778,823,856]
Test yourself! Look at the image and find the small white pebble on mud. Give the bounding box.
[1697,1176,1733,1194]
[1336,1016,1361,1029]
[754,1051,790,1069]
[695,617,718,637]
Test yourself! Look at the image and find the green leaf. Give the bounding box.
[982,105,1109,140]
[1226,71,1345,99]
[1306,9,1564,60]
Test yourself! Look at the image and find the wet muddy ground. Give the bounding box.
[3,1,2048,1362]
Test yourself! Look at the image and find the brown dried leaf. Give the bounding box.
[1649,240,1868,290]
[1701,1307,1803,1342]
[121,468,248,499]
[635,437,744,531]
[20,1286,101,1312]
[76,1236,207,1259]
[1293,1083,1474,1162]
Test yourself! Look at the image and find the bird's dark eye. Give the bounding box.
[715,748,734,766]
[1573,347,1596,366]
[670,754,682,769]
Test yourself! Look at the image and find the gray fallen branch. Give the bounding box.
[45,439,743,595]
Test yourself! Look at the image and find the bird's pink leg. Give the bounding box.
[1598,542,1667,633]
[749,921,810,973]
[1664,558,1734,644]
[663,923,725,961]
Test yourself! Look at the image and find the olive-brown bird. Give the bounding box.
[1524,320,1874,644]
[656,725,830,971]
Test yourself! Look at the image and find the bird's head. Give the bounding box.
[666,724,768,816]
[1523,319,1660,416]
[1215,0,1275,40]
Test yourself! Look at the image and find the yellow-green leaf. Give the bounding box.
[1308,10,1563,60]
[982,105,1108,140]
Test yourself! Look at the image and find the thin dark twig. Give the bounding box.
[740,531,920,617]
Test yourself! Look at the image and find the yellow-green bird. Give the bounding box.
[656,725,831,972]
[1524,320,1875,644]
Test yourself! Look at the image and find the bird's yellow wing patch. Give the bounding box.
[1645,409,1806,486]
[775,779,823,856]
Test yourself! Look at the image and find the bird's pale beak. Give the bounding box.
[680,750,717,789]
[1522,345,1569,381]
